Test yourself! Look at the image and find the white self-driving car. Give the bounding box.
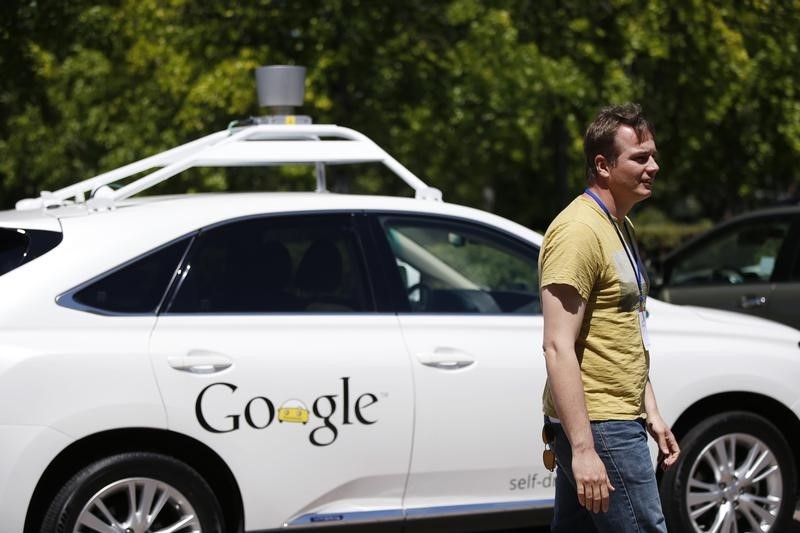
[2,102,800,533]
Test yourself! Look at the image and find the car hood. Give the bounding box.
[647,298,800,344]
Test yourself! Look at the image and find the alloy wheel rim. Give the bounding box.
[685,432,783,532]
[74,477,201,533]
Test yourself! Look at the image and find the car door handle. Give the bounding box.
[739,295,767,309]
[167,350,233,374]
[416,348,475,370]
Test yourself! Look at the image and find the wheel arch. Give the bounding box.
[666,391,800,489]
[24,427,244,533]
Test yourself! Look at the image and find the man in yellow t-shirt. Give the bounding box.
[540,103,680,532]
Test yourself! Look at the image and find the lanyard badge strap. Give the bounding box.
[584,189,645,312]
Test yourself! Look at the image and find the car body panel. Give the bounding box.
[645,300,800,426]
[767,281,800,330]
[0,313,165,532]
[660,282,777,322]
[0,425,72,533]
[398,314,552,512]
[149,314,415,528]
[0,207,62,231]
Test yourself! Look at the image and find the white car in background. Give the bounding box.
[1,109,799,533]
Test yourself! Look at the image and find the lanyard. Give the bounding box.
[584,189,645,309]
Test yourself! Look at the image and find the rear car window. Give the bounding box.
[63,237,192,314]
[166,214,371,313]
[0,228,62,276]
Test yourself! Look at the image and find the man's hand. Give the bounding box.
[643,381,680,469]
[646,413,680,469]
[572,448,615,513]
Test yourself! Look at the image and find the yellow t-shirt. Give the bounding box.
[539,194,649,421]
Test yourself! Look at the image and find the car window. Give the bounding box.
[69,237,191,314]
[0,228,27,276]
[167,214,371,313]
[0,228,62,277]
[379,216,539,314]
[669,218,791,286]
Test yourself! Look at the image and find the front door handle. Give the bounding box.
[739,295,767,309]
[416,347,475,370]
[167,350,233,374]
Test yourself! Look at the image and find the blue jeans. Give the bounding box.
[550,419,667,533]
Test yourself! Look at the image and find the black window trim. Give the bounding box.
[783,214,800,282]
[156,232,199,314]
[362,213,411,313]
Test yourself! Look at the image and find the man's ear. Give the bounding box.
[594,154,611,183]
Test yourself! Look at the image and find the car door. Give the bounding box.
[369,213,553,521]
[660,215,794,324]
[149,212,413,531]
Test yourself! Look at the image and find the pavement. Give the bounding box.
[513,520,799,532]
[496,498,800,532]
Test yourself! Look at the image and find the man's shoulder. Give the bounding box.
[539,197,605,299]
[544,197,604,241]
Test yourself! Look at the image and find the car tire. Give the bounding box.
[660,411,797,533]
[40,451,224,533]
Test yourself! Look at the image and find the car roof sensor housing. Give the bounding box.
[255,65,307,116]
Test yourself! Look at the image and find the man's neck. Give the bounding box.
[585,185,632,220]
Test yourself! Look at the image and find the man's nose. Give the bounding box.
[647,157,659,174]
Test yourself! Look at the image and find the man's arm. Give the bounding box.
[541,283,614,513]
[644,380,680,469]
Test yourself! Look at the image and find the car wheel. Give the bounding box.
[40,451,224,533]
[661,411,797,532]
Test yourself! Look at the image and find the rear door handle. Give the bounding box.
[167,350,233,374]
[416,347,475,370]
[739,295,767,309]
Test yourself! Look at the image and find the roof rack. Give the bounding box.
[16,64,442,211]
[15,123,443,211]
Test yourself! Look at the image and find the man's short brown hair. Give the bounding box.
[584,103,655,183]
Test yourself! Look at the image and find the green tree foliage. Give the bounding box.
[1,0,798,232]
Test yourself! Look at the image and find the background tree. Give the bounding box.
[1,0,797,241]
